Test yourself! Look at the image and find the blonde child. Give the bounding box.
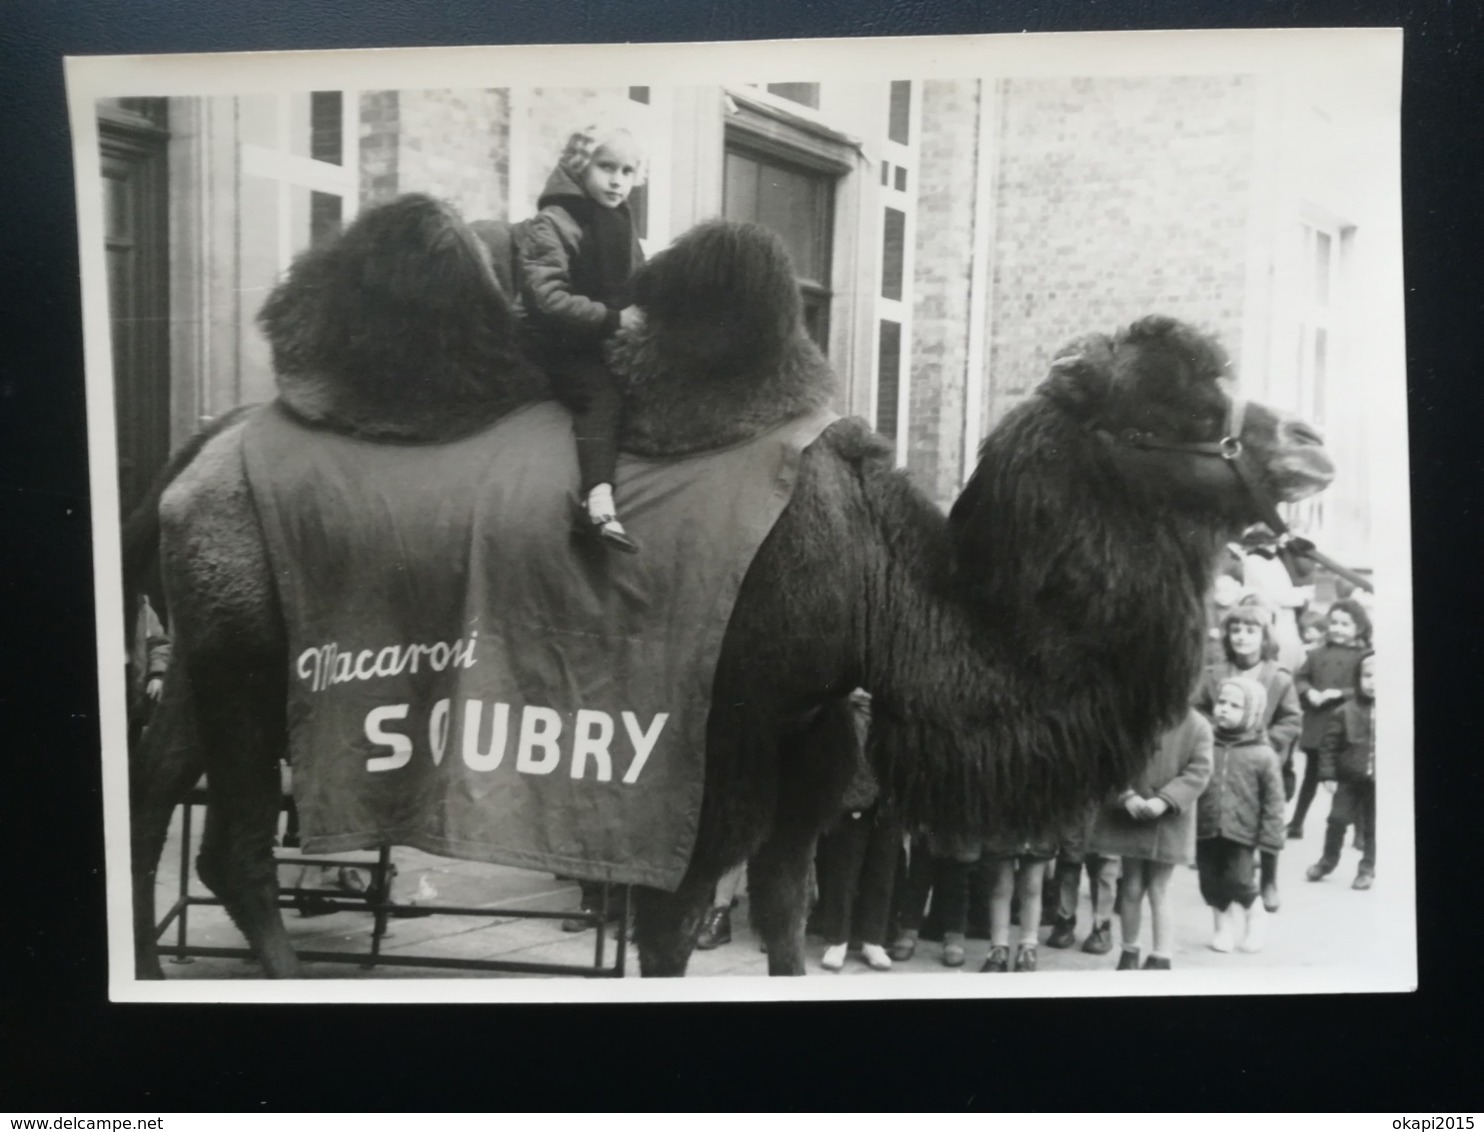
[518,123,647,553]
[1196,677,1287,953]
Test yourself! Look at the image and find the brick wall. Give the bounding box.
[982,75,1257,433]
[908,79,981,507]
[358,89,510,220]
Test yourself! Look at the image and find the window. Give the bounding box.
[723,144,835,349]
[877,320,902,439]
[1285,216,1351,535]
[309,91,344,246]
[887,81,911,145]
[881,208,906,301]
[235,92,359,399]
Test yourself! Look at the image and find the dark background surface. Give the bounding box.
[1,0,1478,1112]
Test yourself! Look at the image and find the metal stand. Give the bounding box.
[154,788,632,977]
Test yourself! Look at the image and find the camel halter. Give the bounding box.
[1093,387,1285,528]
[1093,391,1374,593]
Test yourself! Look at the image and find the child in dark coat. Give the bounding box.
[518,124,647,553]
[1287,598,1372,838]
[1193,601,1301,912]
[1197,677,1287,954]
[1307,652,1378,889]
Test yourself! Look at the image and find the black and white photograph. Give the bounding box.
[68,29,1412,1003]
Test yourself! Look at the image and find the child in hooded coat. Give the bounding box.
[1193,601,1301,912]
[517,124,647,554]
[1196,676,1288,954]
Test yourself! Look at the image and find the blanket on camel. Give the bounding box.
[242,399,837,891]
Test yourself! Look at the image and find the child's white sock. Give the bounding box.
[1238,902,1268,953]
[586,483,616,522]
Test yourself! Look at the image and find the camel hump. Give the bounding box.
[259,194,542,444]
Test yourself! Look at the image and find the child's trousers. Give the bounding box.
[1196,837,1259,910]
[545,345,624,495]
[1289,745,1324,831]
[1319,779,1376,876]
[1051,854,1120,924]
[815,807,900,947]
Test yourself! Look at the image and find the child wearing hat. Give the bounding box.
[1193,600,1301,912]
[1196,676,1288,953]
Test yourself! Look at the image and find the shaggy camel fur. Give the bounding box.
[126,196,1334,978]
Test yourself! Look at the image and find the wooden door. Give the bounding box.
[99,99,170,519]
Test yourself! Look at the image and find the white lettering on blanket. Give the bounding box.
[295,634,479,693]
[363,699,669,783]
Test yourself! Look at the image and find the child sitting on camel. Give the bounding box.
[517,122,647,553]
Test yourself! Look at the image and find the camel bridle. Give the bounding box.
[1092,387,1288,530]
[1092,390,1374,594]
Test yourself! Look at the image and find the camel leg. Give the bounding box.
[747,823,819,976]
[192,661,299,977]
[633,880,714,977]
[129,672,205,980]
[748,697,861,976]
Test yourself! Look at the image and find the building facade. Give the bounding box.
[99,70,1388,568]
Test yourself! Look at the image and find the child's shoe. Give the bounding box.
[1209,906,1237,952]
[1352,871,1374,891]
[888,929,918,962]
[572,493,640,554]
[860,943,893,971]
[694,906,732,950]
[1046,916,1078,950]
[1115,946,1141,970]
[1306,860,1335,882]
[1141,954,1172,970]
[1237,903,1267,953]
[1081,920,1114,955]
[979,945,1010,972]
[1013,944,1038,972]
[820,942,847,971]
[942,932,967,968]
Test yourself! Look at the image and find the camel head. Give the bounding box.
[612,220,836,457]
[1038,315,1335,530]
[258,193,543,441]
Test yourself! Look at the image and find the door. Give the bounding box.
[99,99,171,519]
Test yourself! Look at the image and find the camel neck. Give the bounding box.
[869,398,1227,842]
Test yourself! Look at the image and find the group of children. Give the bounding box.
[786,592,1378,975]
[457,118,1385,973]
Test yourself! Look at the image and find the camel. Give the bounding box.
[125,194,1334,979]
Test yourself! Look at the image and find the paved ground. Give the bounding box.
[147,803,1393,980]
